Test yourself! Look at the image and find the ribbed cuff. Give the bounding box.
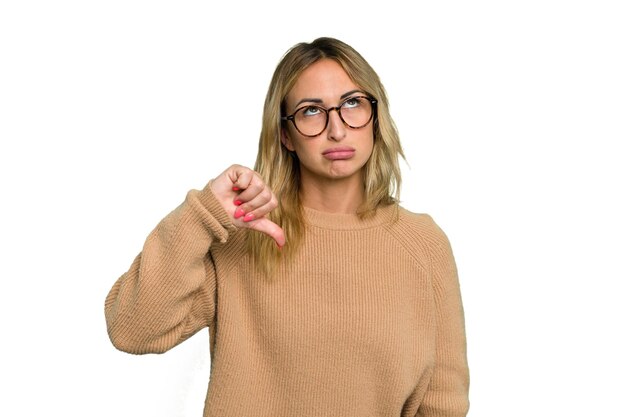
[183,180,238,243]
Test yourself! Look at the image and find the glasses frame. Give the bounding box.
[281,95,378,138]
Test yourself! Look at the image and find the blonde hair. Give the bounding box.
[247,37,406,278]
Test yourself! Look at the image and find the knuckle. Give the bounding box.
[251,182,264,194]
[230,163,244,173]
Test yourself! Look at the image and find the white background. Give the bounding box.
[1,1,625,416]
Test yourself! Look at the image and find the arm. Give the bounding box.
[418,218,470,417]
[104,181,236,354]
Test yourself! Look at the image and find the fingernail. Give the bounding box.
[232,186,240,191]
[234,200,242,206]
[234,208,245,219]
[243,213,255,222]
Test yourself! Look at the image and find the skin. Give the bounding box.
[281,59,375,214]
[210,59,375,247]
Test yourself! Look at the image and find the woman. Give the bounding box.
[105,37,470,416]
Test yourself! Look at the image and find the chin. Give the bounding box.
[326,166,365,180]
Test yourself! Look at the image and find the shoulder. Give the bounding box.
[392,205,451,246]
[384,205,455,266]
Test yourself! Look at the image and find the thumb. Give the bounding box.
[246,217,286,248]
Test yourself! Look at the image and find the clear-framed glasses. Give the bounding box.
[281,95,377,137]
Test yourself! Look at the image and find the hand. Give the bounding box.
[210,164,286,248]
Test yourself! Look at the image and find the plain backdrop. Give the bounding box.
[1,1,624,416]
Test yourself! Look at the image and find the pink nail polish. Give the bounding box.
[243,213,255,222]
[234,208,245,219]
[232,186,240,191]
[234,200,242,206]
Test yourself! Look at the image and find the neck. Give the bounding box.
[299,172,365,214]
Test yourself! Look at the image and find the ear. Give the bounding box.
[281,128,295,152]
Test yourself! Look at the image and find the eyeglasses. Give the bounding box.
[281,95,377,137]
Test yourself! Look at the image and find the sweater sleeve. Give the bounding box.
[104,181,237,354]
[417,217,470,417]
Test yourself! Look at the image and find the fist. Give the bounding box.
[210,164,285,248]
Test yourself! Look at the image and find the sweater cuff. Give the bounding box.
[186,180,237,243]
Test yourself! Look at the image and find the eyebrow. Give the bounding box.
[293,89,364,109]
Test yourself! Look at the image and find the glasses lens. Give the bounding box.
[340,97,373,129]
[294,106,327,136]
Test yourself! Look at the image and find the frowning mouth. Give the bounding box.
[322,147,355,160]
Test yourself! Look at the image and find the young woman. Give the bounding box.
[105,37,470,417]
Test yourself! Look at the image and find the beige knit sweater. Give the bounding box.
[105,181,470,417]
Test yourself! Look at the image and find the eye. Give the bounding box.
[342,97,362,109]
[302,106,323,117]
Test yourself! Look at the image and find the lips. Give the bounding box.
[322,146,355,160]
[322,146,355,155]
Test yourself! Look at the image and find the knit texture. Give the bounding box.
[105,183,470,417]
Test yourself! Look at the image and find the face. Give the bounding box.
[281,59,374,187]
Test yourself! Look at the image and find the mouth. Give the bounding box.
[322,146,355,155]
[322,147,356,160]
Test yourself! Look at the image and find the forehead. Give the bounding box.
[286,59,360,108]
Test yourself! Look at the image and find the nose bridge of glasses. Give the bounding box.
[327,105,348,125]
[326,105,348,129]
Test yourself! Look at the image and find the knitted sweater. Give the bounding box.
[105,182,470,417]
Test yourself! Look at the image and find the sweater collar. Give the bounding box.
[302,203,399,230]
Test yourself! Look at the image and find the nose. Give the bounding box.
[326,108,347,141]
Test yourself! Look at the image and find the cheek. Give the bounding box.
[296,141,320,161]
[361,129,375,156]
[286,134,315,161]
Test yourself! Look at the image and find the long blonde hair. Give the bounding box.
[247,37,406,278]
